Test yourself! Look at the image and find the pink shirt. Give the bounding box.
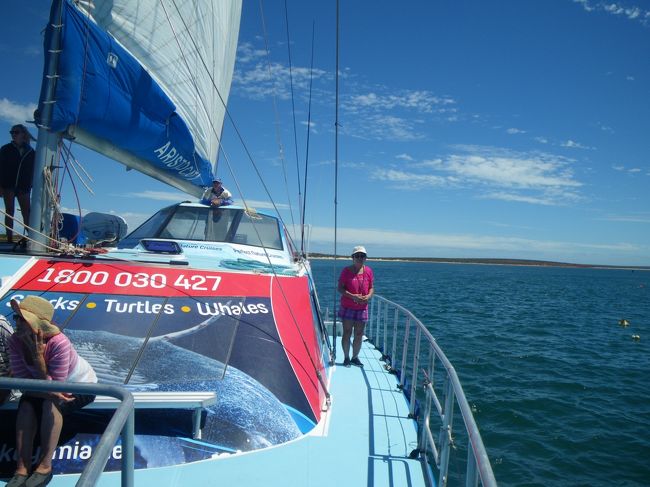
[8,333,78,382]
[339,265,374,310]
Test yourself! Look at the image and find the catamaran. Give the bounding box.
[0,1,496,485]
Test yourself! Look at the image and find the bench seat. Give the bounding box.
[0,391,217,439]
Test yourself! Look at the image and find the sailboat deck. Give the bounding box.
[6,339,429,487]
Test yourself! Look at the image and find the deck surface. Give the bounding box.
[2,339,429,487]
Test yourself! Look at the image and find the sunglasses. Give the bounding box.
[352,253,366,259]
[10,131,22,135]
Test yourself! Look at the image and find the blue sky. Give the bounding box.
[1,0,649,266]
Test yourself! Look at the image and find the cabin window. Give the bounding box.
[120,206,284,251]
[117,205,175,248]
[163,206,209,240]
[233,212,283,250]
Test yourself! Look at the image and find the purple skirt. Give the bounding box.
[338,306,369,323]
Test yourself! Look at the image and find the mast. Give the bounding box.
[331,0,340,363]
[29,0,64,251]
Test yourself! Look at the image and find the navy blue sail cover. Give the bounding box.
[38,0,213,188]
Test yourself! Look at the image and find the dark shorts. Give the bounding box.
[0,186,31,196]
[20,392,96,416]
[338,306,369,323]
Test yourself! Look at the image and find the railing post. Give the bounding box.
[399,316,411,389]
[374,300,380,346]
[121,410,135,487]
[391,307,399,363]
[382,299,389,354]
[409,325,421,418]
[466,438,479,487]
[438,377,455,487]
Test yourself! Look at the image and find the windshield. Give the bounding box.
[119,206,284,250]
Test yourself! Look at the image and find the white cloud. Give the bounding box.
[597,122,614,133]
[574,0,650,25]
[123,190,189,202]
[396,153,414,161]
[344,90,454,114]
[344,113,425,141]
[534,136,549,144]
[308,224,643,256]
[236,42,267,64]
[612,164,643,174]
[371,169,446,189]
[442,147,581,189]
[481,191,563,206]
[600,213,650,223]
[0,98,37,125]
[233,59,329,101]
[506,127,526,134]
[561,139,593,150]
[375,146,582,205]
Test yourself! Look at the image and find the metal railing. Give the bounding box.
[367,295,497,487]
[0,377,135,486]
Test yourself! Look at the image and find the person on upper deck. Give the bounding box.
[6,296,97,487]
[0,124,35,244]
[338,245,374,367]
[201,178,233,208]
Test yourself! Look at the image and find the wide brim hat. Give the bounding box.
[10,296,60,338]
[352,245,367,256]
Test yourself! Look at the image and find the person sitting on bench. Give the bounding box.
[6,296,97,487]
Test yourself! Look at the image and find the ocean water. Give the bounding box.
[311,260,650,487]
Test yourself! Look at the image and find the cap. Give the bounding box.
[10,296,60,338]
[352,245,367,256]
[212,177,222,183]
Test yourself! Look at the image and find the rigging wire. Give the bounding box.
[331,0,341,363]
[258,0,297,238]
[164,0,330,401]
[165,0,300,256]
[301,21,315,256]
[283,0,304,251]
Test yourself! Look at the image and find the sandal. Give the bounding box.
[6,473,28,487]
[25,471,53,487]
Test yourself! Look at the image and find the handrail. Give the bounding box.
[0,377,134,487]
[367,295,497,487]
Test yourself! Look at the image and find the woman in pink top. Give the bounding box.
[337,245,374,367]
[7,296,96,487]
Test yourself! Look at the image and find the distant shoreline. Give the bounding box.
[308,254,650,271]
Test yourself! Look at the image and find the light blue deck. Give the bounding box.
[3,339,429,487]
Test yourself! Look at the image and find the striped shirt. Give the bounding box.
[8,332,79,382]
[0,316,12,377]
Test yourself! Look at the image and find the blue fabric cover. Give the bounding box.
[38,0,214,189]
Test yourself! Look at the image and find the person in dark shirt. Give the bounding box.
[0,124,35,243]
